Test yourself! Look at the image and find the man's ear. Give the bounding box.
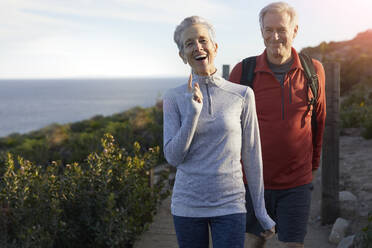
[293,24,298,39]
[214,43,218,53]
[179,51,187,64]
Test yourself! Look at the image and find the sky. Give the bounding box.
[1,0,372,79]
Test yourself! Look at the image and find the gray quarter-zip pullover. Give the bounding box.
[163,72,275,230]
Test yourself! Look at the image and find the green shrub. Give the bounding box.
[340,82,372,139]
[0,134,167,248]
[340,102,369,128]
[0,155,61,248]
[361,108,372,139]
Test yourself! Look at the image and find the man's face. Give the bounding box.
[261,11,298,63]
[179,24,218,76]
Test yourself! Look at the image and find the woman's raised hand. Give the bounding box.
[188,73,203,104]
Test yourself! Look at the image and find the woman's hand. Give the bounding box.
[260,226,275,240]
[188,74,203,103]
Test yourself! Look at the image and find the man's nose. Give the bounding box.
[194,41,203,50]
[273,31,280,40]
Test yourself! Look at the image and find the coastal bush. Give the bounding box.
[340,81,372,139]
[0,134,168,248]
[361,112,372,139]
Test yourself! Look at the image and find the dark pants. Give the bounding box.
[173,213,246,248]
[245,183,312,243]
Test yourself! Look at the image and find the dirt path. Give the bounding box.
[339,130,372,233]
[134,132,372,248]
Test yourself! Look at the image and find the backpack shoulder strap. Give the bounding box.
[240,56,257,88]
[299,52,319,131]
[299,53,319,103]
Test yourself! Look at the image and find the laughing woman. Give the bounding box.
[163,16,275,248]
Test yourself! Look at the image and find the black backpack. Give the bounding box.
[240,53,319,130]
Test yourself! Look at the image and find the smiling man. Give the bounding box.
[229,2,326,248]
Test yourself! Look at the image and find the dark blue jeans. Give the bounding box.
[173,213,246,248]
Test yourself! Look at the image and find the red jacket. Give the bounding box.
[229,48,326,189]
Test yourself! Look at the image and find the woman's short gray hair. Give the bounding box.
[174,16,216,55]
[259,2,298,30]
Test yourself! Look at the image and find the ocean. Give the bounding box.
[0,78,185,137]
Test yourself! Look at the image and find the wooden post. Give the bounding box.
[222,64,230,80]
[321,62,340,225]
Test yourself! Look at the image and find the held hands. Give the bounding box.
[260,226,275,240]
[188,73,203,104]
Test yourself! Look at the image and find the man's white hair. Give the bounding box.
[259,2,298,30]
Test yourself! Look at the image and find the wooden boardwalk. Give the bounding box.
[134,170,337,248]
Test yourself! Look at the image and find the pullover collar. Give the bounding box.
[255,47,303,74]
[191,70,223,87]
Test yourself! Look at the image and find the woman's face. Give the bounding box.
[179,24,218,76]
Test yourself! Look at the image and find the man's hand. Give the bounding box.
[260,226,275,240]
[188,74,203,103]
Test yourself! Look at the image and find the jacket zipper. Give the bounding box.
[289,76,292,104]
[206,84,212,115]
[283,72,293,120]
[281,84,285,120]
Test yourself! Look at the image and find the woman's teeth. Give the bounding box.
[195,55,207,61]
